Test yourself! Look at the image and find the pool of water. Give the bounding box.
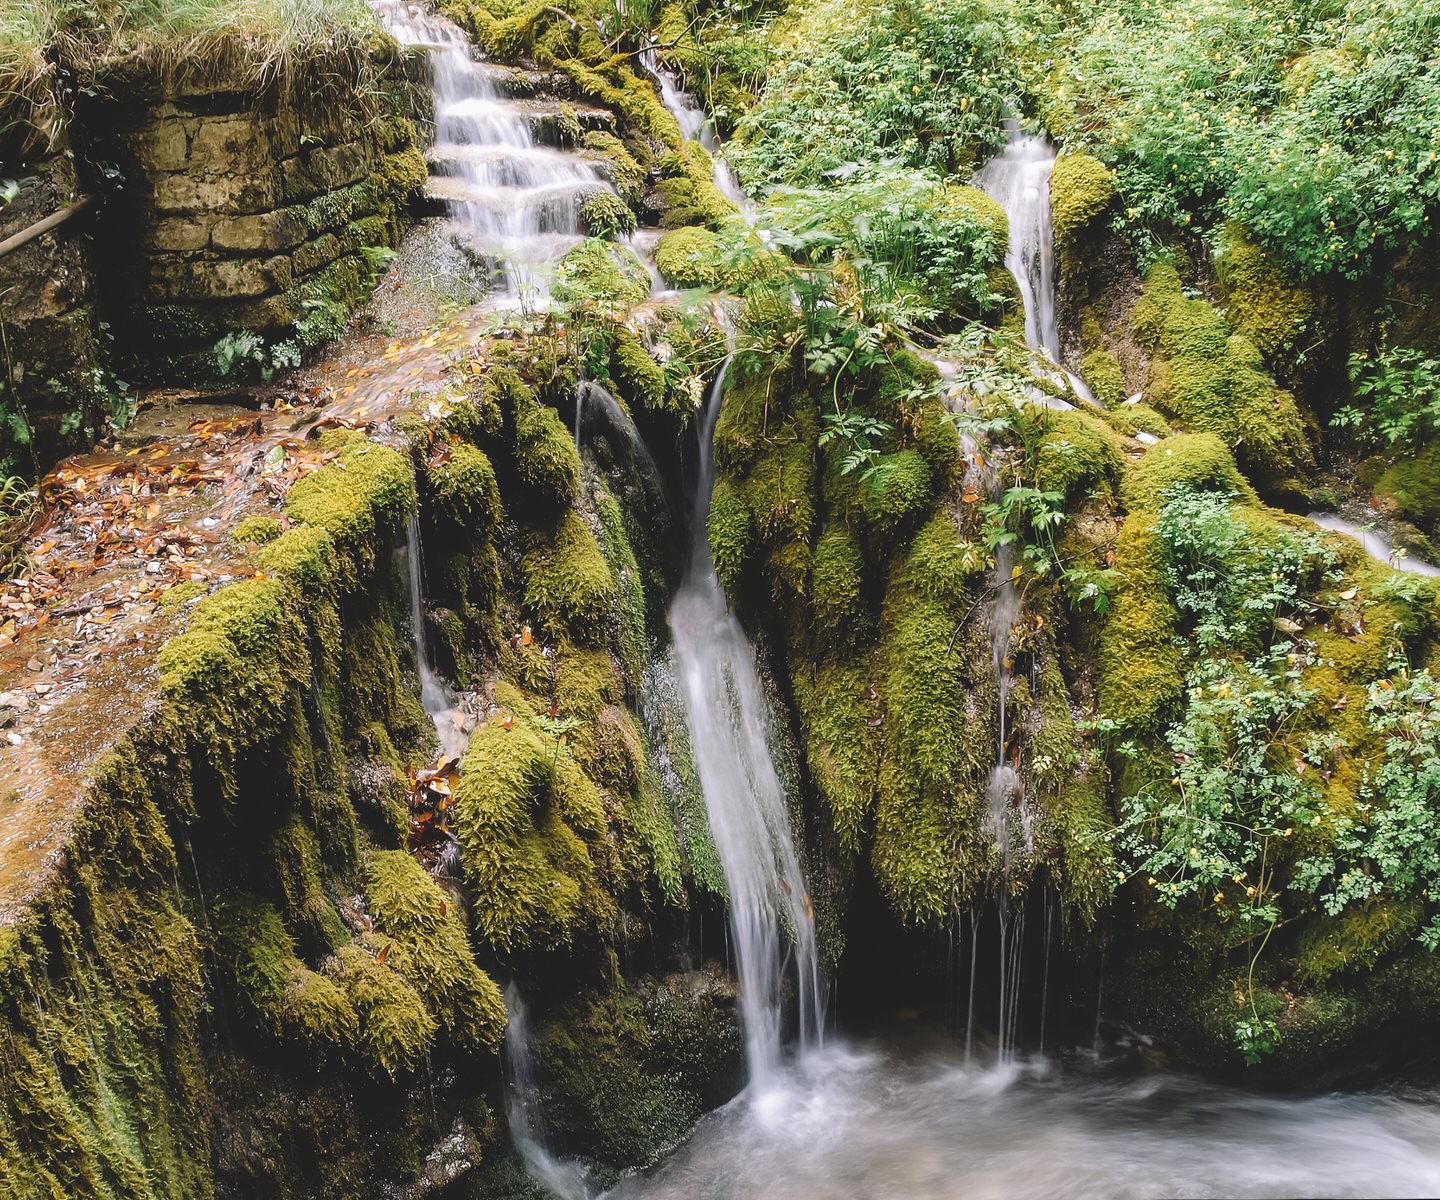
[604,1040,1440,1200]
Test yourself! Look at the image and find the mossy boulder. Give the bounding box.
[578,189,638,240]
[554,239,651,308]
[1050,152,1115,250]
[1080,348,1127,408]
[1215,223,1318,364]
[1132,261,1314,497]
[654,226,723,290]
[1030,407,1125,502]
[1120,432,1257,512]
[521,509,616,639]
[1098,514,1183,729]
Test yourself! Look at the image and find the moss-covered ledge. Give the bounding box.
[0,427,500,1196]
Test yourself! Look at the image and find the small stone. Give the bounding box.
[7,732,25,746]
[0,691,27,711]
[25,657,42,672]
[32,683,51,696]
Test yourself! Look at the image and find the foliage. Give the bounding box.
[731,0,1013,188]
[1334,347,1440,452]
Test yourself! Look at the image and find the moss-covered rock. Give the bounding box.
[578,189,638,240]
[1215,222,1318,364]
[1098,514,1183,730]
[554,239,651,309]
[1080,348,1127,407]
[1131,261,1314,498]
[654,226,723,289]
[1050,152,1114,250]
[521,509,616,639]
[1120,431,1257,512]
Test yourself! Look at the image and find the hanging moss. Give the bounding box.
[581,130,646,207]
[521,509,616,640]
[1098,514,1182,730]
[513,387,581,506]
[1049,152,1115,251]
[608,326,668,412]
[1215,222,1318,363]
[362,850,507,1053]
[427,441,501,528]
[854,450,933,534]
[708,478,753,596]
[810,524,866,638]
[328,943,437,1077]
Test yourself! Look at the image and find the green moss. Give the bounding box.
[363,850,507,1052]
[329,943,436,1076]
[453,685,615,951]
[1375,441,1440,534]
[810,525,866,637]
[654,226,723,290]
[157,579,206,613]
[1131,261,1313,496]
[513,389,581,505]
[708,477,754,596]
[856,450,933,533]
[1102,401,1174,441]
[609,327,667,412]
[521,509,616,639]
[1120,432,1257,512]
[578,189,638,240]
[554,239,651,308]
[655,142,735,229]
[231,515,282,545]
[382,145,429,196]
[285,435,415,562]
[1030,408,1125,502]
[1080,348,1126,408]
[1098,514,1183,729]
[905,511,982,607]
[941,184,1009,260]
[581,131,646,207]
[1215,222,1318,362]
[427,441,501,527]
[1296,900,1423,985]
[1049,152,1115,249]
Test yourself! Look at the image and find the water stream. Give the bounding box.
[669,355,825,1085]
[972,119,1093,406]
[373,0,611,303]
[606,1039,1440,1199]
[1308,512,1440,577]
[504,985,593,1200]
[402,515,468,759]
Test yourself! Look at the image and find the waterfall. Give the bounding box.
[503,985,592,1200]
[1308,511,1440,576]
[973,119,1093,406]
[372,0,612,303]
[403,515,467,759]
[668,356,825,1086]
[639,47,750,214]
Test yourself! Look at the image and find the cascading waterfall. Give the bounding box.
[403,515,468,759]
[973,119,1092,407]
[372,0,611,302]
[639,47,749,213]
[669,354,825,1086]
[503,985,591,1200]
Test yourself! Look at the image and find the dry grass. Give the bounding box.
[1,0,385,156]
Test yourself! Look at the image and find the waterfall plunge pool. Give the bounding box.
[603,1035,1440,1199]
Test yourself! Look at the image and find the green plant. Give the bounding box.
[1334,347,1440,451]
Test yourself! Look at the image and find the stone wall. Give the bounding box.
[0,45,431,474]
[0,141,106,472]
[81,52,431,378]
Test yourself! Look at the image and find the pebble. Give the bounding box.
[0,691,29,712]
[6,732,24,746]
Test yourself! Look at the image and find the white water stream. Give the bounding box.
[973,119,1093,407]
[1308,512,1440,577]
[373,0,612,303]
[669,356,825,1086]
[607,1040,1440,1199]
[402,515,467,759]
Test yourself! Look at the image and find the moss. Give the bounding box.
[941,184,1009,261]
[453,685,615,951]
[521,509,616,639]
[363,850,507,1052]
[1030,407,1125,502]
[157,579,206,613]
[655,142,735,229]
[578,189,637,240]
[1296,900,1423,985]
[512,389,581,505]
[1120,432,1257,512]
[708,477,754,596]
[1102,401,1173,441]
[905,511,983,607]
[609,327,667,412]
[1215,222,1318,362]
[382,145,429,196]
[654,226,723,290]
[855,450,933,534]
[1375,441,1440,534]
[1049,152,1115,250]
[427,441,501,528]
[1080,348,1126,408]
[581,131,646,207]
[554,239,651,308]
[1098,514,1183,729]
[810,524,866,638]
[285,435,416,562]
[231,515,282,545]
[1131,261,1313,496]
[329,944,436,1076]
